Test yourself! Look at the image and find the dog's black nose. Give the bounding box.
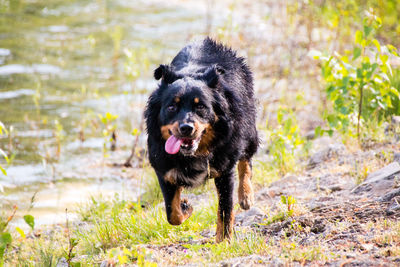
[179,123,194,136]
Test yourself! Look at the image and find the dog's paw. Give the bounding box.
[239,191,254,210]
[181,198,193,217]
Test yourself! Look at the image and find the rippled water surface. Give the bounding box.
[0,0,212,225]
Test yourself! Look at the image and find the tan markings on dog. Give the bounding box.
[174,97,180,103]
[215,207,234,242]
[216,206,223,243]
[169,187,193,225]
[238,160,254,210]
[194,97,199,104]
[164,169,177,184]
[215,187,234,243]
[195,122,215,156]
[209,167,220,178]
[160,121,179,140]
[227,210,234,240]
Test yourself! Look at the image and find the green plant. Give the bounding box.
[264,195,297,225]
[98,112,119,157]
[0,206,35,266]
[63,209,79,267]
[0,206,15,267]
[264,106,307,174]
[105,246,156,266]
[0,121,8,176]
[281,195,296,216]
[316,12,399,140]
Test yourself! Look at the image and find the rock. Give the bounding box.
[307,143,346,169]
[236,207,264,226]
[385,196,400,215]
[364,162,400,184]
[380,188,400,202]
[352,162,400,196]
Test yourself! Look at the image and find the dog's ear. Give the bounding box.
[203,65,225,88]
[154,64,180,84]
[144,91,162,139]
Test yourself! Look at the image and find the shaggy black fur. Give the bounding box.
[145,37,258,241]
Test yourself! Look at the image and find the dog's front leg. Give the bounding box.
[238,159,254,210]
[157,172,193,225]
[214,170,234,242]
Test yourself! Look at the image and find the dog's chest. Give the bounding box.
[165,158,218,187]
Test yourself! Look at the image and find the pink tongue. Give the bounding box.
[165,135,183,154]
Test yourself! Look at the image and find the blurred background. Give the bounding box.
[0,0,399,228]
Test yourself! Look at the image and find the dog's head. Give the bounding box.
[147,64,226,156]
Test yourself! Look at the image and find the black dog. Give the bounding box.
[145,37,258,242]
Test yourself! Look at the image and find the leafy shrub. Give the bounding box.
[314,13,400,139]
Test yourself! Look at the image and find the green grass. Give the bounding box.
[0,188,330,266]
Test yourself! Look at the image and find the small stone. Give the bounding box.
[329,184,344,192]
[305,130,315,140]
[392,116,400,125]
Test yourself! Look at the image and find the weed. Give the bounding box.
[356,164,369,184]
[105,246,157,266]
[263,106,308,175]
[0,205,37,266]
[98,112,119,157]
[263,195,299,225]
[63,209,79,267]
[0,121,9,177]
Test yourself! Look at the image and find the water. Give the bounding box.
[0,0,212,225]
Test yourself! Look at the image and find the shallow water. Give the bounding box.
[0,0,213,225]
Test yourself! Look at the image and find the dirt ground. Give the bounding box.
[139,139,400,266]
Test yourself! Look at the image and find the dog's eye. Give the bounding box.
[167,104,177,112]
[196,104,206,110]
